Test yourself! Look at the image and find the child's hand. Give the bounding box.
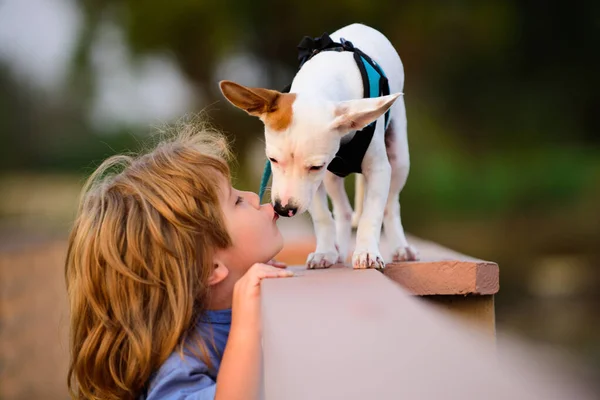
[231,263,293,334]
[218,264,293,400]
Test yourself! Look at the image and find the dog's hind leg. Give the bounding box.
[384,100,419,262]
[324,172,353,263]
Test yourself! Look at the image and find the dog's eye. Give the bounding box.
[268,157,278,164]
[309,164,325,172]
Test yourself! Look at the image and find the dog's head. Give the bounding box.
[219,80,400,217]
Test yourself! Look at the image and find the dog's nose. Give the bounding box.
[274,200,298,217]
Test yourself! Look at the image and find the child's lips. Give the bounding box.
[267,203,279,222]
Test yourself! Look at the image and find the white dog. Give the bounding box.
[220,23,418,269]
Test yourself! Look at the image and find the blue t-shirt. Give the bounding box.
[140,309,232,399]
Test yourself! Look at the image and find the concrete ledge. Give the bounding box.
[276,235,499,296]
[261,266,584,400]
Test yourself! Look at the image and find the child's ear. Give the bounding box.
[208,261,229,286]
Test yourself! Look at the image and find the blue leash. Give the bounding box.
[258,159,271,201]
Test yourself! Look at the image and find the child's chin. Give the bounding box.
[275,232,284,251]
[269,237,284,259]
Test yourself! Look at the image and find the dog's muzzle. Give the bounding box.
[274,199,298,217]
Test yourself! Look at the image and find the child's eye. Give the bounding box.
[309,164,325,172]
[235,196,244,205]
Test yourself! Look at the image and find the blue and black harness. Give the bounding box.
[258,32,391,200]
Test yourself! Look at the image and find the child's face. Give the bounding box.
[216,178,284,273]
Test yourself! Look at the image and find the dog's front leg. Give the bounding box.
[353,159,391,269]
[324,172,353,263]
[307,182,339,269]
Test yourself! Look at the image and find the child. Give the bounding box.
[65,121,293,400]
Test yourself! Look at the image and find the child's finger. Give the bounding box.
[262,269,294,279]
[254,267,294,281]
[267,259,287,269]
[242,264,293,288]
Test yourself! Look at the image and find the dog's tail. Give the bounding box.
[351,174,365,228]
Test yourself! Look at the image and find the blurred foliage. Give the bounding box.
[0,2,598,232]
[1,1,598,211]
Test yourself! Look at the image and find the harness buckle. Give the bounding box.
[340,38,355,51]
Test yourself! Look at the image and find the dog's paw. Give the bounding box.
[392,245,419,262]
[306,251,339,269]
[352,250,385,270]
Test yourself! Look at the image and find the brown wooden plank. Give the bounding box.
[276,235,499,296]
[384,236,499,295]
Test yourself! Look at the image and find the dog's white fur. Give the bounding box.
[220,23,418,269]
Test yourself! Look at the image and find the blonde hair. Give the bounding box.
[65,120,233,399]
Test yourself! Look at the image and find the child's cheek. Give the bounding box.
[239,221,255,243]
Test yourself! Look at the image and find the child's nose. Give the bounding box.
[247,191,260,208]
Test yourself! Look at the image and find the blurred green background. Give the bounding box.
[0,0,599,398]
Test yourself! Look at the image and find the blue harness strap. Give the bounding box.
[258,33,391,199]
[360,54,391,129]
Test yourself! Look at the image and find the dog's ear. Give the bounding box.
[329,93,402,134]
[220,80,296,131]
[219,80,281,117]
